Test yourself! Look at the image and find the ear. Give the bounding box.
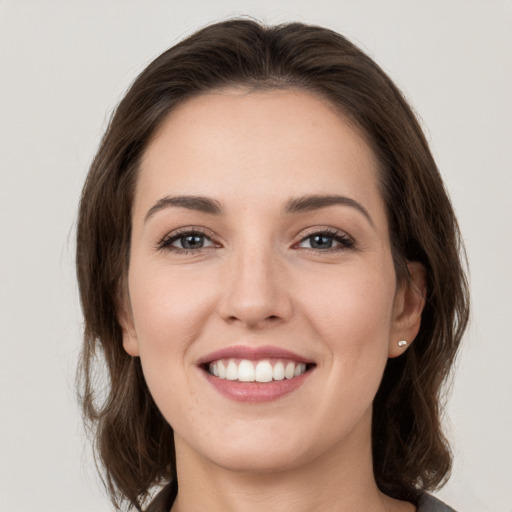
[388,261,427,358]
[118,293,140,357]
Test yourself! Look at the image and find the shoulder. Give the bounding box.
[417,494,457,512]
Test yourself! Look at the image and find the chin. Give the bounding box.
[174,418,313,474]
[207,443,310,474]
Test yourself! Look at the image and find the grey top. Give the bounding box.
[418,494,457,512]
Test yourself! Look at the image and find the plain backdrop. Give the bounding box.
[0,1,511,511]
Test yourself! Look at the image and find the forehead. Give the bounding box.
[136,88,384,224]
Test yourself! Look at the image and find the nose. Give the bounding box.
[217,244,293,329]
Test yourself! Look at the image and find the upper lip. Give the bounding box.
[197,345,314,366]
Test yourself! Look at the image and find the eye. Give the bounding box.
[158,229,217,253]
[297,229,354,252]
[174,233,213,250]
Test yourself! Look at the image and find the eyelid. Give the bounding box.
[157,226,220,252]
[294,227,355,251]
[156,225,355,254]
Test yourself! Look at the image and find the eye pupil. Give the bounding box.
[181,235,204,249]
[311,235,333,249]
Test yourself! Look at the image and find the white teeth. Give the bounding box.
[217,361,226,379]
[238,360,255,382]
[255,361,273,382]
[226,360,238,380]
[294,363,306,377]
[207,359,308,382]
[285,362,295,379]
[272,361,285,381]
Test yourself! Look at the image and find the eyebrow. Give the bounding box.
[144,193,374,227]
[284,194,374,227]
[145,195,223,222]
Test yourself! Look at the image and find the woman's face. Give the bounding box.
[122,88,418,473]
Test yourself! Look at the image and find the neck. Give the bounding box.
[170,410,414,512]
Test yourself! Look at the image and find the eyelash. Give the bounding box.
[296,228,355,253]
[157,227,216,254]
[157,227,355,255]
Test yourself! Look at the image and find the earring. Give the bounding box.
[397,340,407,347]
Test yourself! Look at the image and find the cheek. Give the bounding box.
[298,263,395,398]
[129,263,216,355]
[301,263,395,343]
[126,261,226,418]
[126,270,210,429]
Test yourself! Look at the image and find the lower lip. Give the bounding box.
[202,369,313,402]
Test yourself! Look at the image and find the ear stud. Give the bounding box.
[397,340,408,347]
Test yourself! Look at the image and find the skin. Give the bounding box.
[121,88,425,512]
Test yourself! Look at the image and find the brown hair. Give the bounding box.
[76,18,469,511]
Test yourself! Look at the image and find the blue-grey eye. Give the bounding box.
[298,231,353,251]
[308,234,334,249]
[173,234,213,250]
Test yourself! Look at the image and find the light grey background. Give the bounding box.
[0,1,510,511]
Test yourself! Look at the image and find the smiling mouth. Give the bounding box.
[205,358,315,383]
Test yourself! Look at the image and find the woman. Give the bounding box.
[76,18,469,512]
